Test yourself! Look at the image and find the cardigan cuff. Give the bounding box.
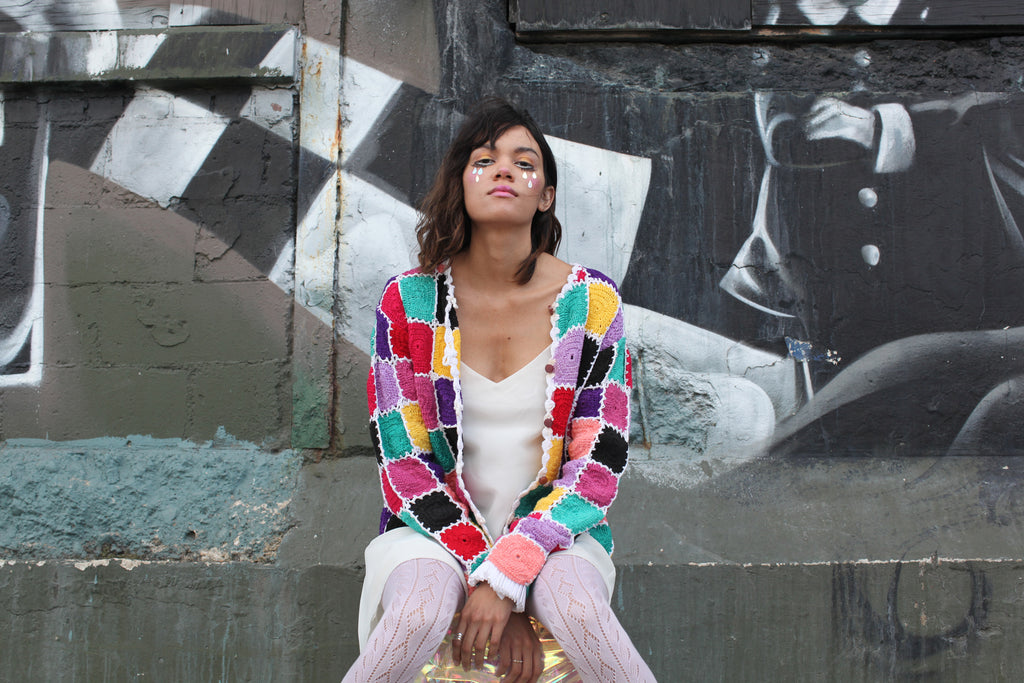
[468,561,529,612]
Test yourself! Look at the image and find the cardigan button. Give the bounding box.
[544,363,554,373]
[543,418,553,428]
[538,476,547,485]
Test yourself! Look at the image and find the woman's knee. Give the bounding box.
[382,558,464,627]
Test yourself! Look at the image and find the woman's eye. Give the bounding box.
[472,158,494,167]
[515,161,535,170]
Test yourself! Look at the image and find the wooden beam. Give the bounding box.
[0,1,169,31]
[169,0,302,26]
[513,0,750,32]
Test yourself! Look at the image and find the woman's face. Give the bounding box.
[462,125,555,230]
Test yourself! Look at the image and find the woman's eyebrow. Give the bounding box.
[514,146,540,157]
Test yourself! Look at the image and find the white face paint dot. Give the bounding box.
[858,187,878,208]
[522,172,528,179]
[861,244,881,267]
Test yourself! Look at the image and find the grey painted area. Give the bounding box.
[0,435,301,560]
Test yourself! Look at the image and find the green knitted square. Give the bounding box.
[377,411,413,460]
[549,493,600,535]
[399,276,438,322]
[556,284,589,335]
[588,523,613,554]
[610,337,626,381]
[429,430,456,471]
[514,484,553,517]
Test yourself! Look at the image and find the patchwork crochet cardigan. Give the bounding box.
[367,264,632,611]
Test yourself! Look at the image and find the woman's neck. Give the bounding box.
[455,227,533,291]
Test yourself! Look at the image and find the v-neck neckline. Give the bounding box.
[445,263,580,382]
[461,343,552,386]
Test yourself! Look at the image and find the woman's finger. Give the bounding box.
[471,628,489,670]
[495,639,512,677]
[460,625,479,670]
[502,654,525,683]
[452,616,469,666]
[529,647,544,682]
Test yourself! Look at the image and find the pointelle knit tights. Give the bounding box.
[343,555,656,682]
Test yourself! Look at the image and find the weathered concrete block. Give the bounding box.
[2,365,188,440]
[48,206,195,285]
[63,281,289,365]
[0,561,360,681]
[188,359,291,446]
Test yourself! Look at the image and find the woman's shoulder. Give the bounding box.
[536,254,619,290]
[377,267,446,313]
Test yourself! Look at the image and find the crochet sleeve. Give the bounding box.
[468,271,632,610]
[367,274,490,576]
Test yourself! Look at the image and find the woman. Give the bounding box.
[344,98,655,683]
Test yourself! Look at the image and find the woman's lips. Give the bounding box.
[489,185,517,197]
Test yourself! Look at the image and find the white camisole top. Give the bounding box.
[459,345,550,541]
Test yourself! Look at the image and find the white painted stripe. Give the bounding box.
[548,136,651,285]
[341,57,402,164]
[336,170,419,345]
[0,119,48,387]
[268,238,295,295]
[293,175,338,325]
[259,29,298,79]
[89,90,230,208]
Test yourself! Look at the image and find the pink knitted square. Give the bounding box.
[386,457,437,499]
[600,383,629,433]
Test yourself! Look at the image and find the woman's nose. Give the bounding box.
[494,165,513,179]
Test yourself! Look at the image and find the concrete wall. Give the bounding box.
[1,0,1024,680]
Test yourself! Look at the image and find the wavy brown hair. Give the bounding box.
[416,97,561,284]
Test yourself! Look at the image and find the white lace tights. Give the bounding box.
[529,554,657,683]
[343,554,656,683]
[342,558,464,683]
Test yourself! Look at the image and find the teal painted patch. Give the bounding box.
[428,431,455,471]
[0,431,301,561]
[556,284,589,336]
[292,368,329,449]
[398,276,437,322]
[549,493,601,535]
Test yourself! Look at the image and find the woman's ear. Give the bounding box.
[539,186,555,212]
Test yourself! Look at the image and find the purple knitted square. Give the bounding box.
[576,388,603,418]
[553,327,585,385]
[375,311,391,360]
[374,362,402,413]
[602,310,624,349]
[516,516,571,553]
[436,377,457,426]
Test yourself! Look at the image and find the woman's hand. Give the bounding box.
[453,583,514,671]
[494,612,544,683]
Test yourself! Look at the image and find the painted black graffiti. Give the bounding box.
[832,562,990,676]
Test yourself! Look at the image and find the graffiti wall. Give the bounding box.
[2,0,1024,679]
